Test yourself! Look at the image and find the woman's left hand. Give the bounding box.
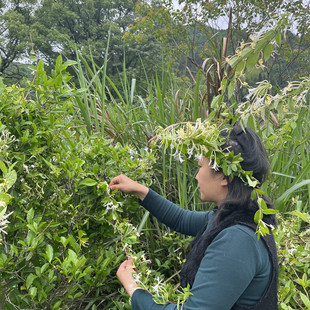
[117,257,140,297]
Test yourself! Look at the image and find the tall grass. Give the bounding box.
[70,46,309,220]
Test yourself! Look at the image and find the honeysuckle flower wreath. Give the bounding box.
[155,119,279,236]
[155,119,259,188]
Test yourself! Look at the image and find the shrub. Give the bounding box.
[276,212,310,309]
[0,62,156,309]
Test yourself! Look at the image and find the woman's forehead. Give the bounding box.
[199,156,210,164]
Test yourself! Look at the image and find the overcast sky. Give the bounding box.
[171,0,309,33]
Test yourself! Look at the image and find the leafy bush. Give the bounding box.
[276,212,310,309]
[0,61,156,309]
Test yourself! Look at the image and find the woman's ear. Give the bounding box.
[220,175,228,187]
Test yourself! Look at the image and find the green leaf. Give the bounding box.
[262,208,278,215]
[0,193,12,204]
[211,94,223,109]
[63,60,78,66]
[264,43,273,62]
[123,235,138,244]
[79,178,97,187]
[235,60,246,73]
[5,170,17,190]
[0,160,7,174]
[52,301,62,310]
[0,206,7,218]
[258,197,267,210]
[74,292,83,298]
[68,249,78,265]
[228,56,239,68]
[276,179,310,205]
[27,208,34,223]
[93,163,99,174]
[259,222,270,236]
[241,46,252,59]
[246,175,258,188]
[300,292,310,309]
[254,210,261,223]
[254,30,275,53]
[46,244,54,263]
[227,81,235,99]
[29,286,37,298]
[26,273,37,289]
[291,210,310,224]
[275,32,281,46]
[40,263,49,274]
[251,190,257,201]
[255,188,266,195]
[247,53,259,70]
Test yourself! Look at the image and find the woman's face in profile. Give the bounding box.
[195,157,228,205]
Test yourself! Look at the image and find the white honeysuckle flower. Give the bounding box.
[134,273,141,283]
[210,160,220,172]
[178,153,185,163]
[187,144,196,159]
[152,276,163,295]
[253,97,265,108]
[170,151,184,163]
[287,247,296,255]
[23,164,29,174]
[153,283,160,295]
[0,209,13,235]
[141,254,150,263]
[195,153,203,162]
[105,201,122,211]
[128,149,138,157]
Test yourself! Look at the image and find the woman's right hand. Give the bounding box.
[109,174,149,201]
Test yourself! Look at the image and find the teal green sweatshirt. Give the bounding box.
[131,189,271,310]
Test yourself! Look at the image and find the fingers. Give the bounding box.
[109,175,126,191]
[109,175,121,187]
[109,174,134,193]
[117,257,135,278]
[117,257,140,297]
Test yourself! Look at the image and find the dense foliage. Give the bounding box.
[0,61,156,308]
[0,3,309,310]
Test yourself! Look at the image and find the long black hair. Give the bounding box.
[179,124,276,289]
[212,124,275,225]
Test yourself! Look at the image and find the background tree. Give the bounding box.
[0,0,37,78]
[0,0,163,90]
[30,0,163,91]
[128,0,310,89]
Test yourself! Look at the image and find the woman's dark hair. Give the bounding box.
[179,124,277,289]
[213,123,275,225]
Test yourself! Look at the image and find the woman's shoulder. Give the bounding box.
[217,224,267,247]
[212,224,270,267]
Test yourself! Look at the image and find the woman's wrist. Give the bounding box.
[134,184,149,201]
[125,281,140,297]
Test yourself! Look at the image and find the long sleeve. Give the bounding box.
[131,225,270,310]
[140,189,213,236]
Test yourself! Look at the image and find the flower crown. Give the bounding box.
[155,119,259,188]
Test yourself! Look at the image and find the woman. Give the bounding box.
[110,125,278,310]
